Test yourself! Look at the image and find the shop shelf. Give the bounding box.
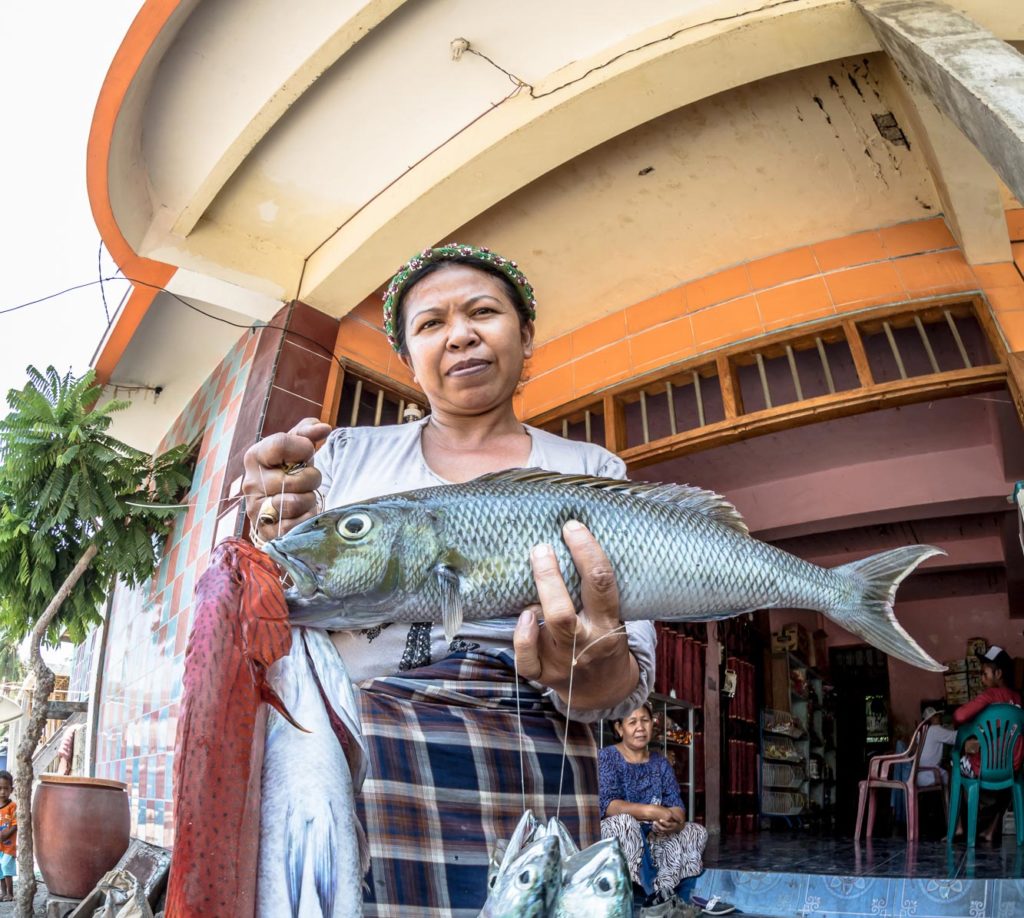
[762,735,802,763]
[762,790,807,816]
[762,762,805,788]
[762,709,805,738]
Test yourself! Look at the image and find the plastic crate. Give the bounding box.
[762,790,806,816]
[762,762,805,789]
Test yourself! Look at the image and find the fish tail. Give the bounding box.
[313,803,338,918]
[829,545,946,672]
[285,804,338,918]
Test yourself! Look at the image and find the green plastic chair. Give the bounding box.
[946,703,1024,847]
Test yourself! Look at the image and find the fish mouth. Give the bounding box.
[264,542,320,599]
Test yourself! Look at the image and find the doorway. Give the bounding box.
[829,645,891,836]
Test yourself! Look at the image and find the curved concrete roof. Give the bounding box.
[89,0,1024,357]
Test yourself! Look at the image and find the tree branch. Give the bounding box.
[15,541,97,917]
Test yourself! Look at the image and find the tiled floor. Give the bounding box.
[692,833,1024,917]
[704,833,1024,880]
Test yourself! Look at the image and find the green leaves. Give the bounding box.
[0,366,195,645]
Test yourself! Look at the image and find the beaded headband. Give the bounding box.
[382,242,537,352]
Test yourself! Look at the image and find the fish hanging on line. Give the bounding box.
[267,469,946,672]
[257,627,368,918]
[165,539,368,918]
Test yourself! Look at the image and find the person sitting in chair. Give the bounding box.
[952,645,1022,842]
[917,706,956,787]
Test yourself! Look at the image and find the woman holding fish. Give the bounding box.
[243,243,657,915]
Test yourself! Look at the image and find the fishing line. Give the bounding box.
[555,624,629,820]
[512,649,528,813]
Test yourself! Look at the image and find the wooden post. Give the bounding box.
[603,394,627,453]
[843,320,874,388]
[704,622,721,835]
[1007,353,1024,425]
[716,356,743,420]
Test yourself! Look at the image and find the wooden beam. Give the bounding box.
[843,320,874,388]
[622,365,1005,469]
[1007,353,1024,426]
[717,355,743,420]
[603,394,626,452]
[320,351,345,426]
[526,295,981,430]
[45,700,87,721]
[704,622,721,835]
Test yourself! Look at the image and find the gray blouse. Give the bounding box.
[317,417,657,722]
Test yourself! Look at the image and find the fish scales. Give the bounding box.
[271,470,945,672]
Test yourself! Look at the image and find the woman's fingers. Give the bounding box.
[512,605,544,682]
[562,521,620,631]
[241,418,331,529]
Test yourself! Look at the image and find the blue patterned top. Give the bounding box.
[598,745,684,818]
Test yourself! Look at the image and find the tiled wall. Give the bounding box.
[71,331,259,846]
[516,213,1024,417]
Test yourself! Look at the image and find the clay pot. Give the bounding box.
[33,775,130,898]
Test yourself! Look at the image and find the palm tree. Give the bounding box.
[0,366,192,916]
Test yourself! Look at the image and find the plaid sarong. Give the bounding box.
[356,649,600,917]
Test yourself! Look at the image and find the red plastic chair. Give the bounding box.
[854,719,950,841]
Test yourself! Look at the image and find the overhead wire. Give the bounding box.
[1,274,345,372]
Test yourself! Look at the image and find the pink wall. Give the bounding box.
[807,594,1021,729]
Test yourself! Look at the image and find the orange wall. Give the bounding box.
[329,212,1024,416]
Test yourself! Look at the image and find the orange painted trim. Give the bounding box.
[86,0,182,381]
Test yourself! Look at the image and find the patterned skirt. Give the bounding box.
[355,650,599,917]
[600,814,707,899]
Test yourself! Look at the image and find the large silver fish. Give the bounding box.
[257,628,369,917]
[480,835,562,918]
[268,470,945,671]
[553,839,632,917]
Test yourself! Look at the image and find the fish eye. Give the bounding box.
[595,874,613,894]
[337,512,373,541]
[516,868,535,888]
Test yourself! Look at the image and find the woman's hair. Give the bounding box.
[611,701,655,732]
[393,257,531,355]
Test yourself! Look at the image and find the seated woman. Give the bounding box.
[599,703,708,907]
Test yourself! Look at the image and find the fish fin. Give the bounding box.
[471,469,749,535]
[830,545,947,672]
[313,803,337,918]
[301,630,369,792]
[258,673,310,733]
[357,813,371,882]
[285,806,304,918]
[433,563,465,643]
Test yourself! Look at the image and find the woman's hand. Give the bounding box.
[242,418,331,542]
[652,807,686,834]
[513,520,639,711]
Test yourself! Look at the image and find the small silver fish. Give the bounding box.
[257,628,369,917]
[553,839,632,917]
[542,816,580,864]
[480,835,561,918]
[268,470,945,671]
[488,810,539,894]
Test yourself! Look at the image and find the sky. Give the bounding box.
[0,2,143,406]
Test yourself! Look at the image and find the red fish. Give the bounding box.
[165,538,300,918]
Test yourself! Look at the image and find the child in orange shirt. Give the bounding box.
[0,770,16,902]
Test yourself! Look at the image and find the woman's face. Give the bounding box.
[400,264,533,417]
[617,707,653,752]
